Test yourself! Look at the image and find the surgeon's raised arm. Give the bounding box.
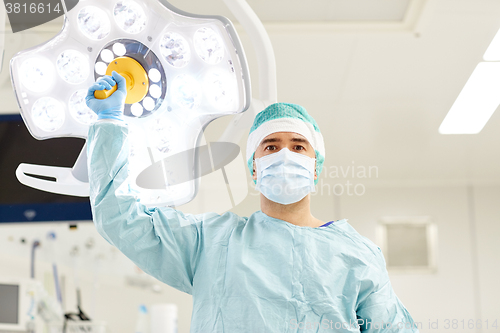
[355,249,420,333]
[86,73,207,295]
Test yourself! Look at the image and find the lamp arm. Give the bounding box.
[222,0,277,103]
[217,0,278,145]
[15,144,90,197]
[217,98,266,145]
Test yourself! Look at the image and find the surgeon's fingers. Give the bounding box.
[87,82,107,96]
[98,75,116,84]
[85,89,99,108]
[96,76,115,90]
[85,82,110,108]
[111,71,127,94]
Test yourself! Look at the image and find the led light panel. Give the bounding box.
[10,0,251,207]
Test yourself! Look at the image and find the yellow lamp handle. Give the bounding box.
[92,56,148,103]
[94,84,117,99]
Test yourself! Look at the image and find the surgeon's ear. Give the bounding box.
[314,160,317,181]
[252,160,257,181]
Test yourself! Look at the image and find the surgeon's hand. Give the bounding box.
[86,71,127,121]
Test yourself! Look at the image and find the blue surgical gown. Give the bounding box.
[87,121,419,333]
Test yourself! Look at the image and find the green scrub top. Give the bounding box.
[87,121,419,333]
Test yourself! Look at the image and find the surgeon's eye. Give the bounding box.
[294,145,305,151]
[265,145,277,151]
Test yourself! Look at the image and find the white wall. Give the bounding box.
[473,186,500,327]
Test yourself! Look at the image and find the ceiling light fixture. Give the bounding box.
[439,26,500,134]
[439,62,500,134]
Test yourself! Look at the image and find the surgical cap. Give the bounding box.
[246,103,325,185]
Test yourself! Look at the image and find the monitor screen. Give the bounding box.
[0,114,92,223]
[0,283,19,324]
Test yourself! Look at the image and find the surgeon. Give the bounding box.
[86,72,420,333]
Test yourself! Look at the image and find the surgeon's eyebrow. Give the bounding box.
[260,138,281,146]
[291,137,309,144]
[259,137,310,146]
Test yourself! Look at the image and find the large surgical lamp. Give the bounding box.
[10,0,277,207]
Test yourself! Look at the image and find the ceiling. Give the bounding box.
[167,0,414,22]
[1,0,500,185]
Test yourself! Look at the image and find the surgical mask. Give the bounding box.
[254,148,316,205]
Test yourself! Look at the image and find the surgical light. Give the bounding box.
[160,32,191,68]
[69,90,98,125]
[439,62,500,134]
[194,27,225,64]
[56,50,89,84]
[31,97,65,132]
[94,62,107,75]
[148,68,161,83]
[131,103,144,117]
[205,71,237,110]
[112,42,127,56]
[11,0,251,206]
[19,57,55,93]
[171,74,201,109]
[77,6,111,41]
[142,97,156,111]
[149,84,161,99]
[113,0,147,34]
[149,118,176,153]
[100,49,114,63]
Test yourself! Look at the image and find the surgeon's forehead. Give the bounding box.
[258,132,310,146]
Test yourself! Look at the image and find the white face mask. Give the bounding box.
[254,148,316,205]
